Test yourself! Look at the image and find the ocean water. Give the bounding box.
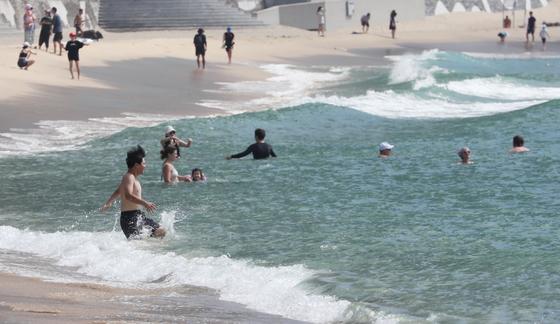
[1,49,560,323]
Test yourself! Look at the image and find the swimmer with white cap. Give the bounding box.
[379,142,394,157]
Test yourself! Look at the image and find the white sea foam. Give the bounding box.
[386,49,446,90]
[0,113,198,157]
[442,76,560,100]
[0,225,352,323]
[199,64,350,111]
[463,51,560,60]
[306,91,544,119]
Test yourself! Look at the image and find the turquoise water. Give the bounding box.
[1,50,560,323]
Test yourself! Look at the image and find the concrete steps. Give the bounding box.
[98,0,264,31]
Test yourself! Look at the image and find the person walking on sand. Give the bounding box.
[65,32,88,80]
[227,128,277,160]
[361,13,370,33]
[74,8,85,36]
[526,11,536,43]
[223,27,235,64]
[540,23,550,50]
[101,145,166,239]
[389,10,397,39]
[51,7,63,56]
[23,4,36,46]
[317,6,325,37]
[194,28,207,69]
[38,10,52,51]
[17,42,35,70]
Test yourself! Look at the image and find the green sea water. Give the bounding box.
[1,50,560,323]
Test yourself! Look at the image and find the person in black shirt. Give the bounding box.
[227,128,277,160]
[65,32,87,79]
[223,27,235,64]
[526,11,536,43]
[194,28,207,69]
[38,10,52,51]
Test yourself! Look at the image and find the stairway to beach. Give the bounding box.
[98,0,264,31]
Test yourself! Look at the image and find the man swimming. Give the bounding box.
[510,135,529,153]
[101,145,166,239]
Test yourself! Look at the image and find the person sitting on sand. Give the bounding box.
[191,168,206,182]
[100,145,166,239]
[510,135,529,153]
[160,126,192,158]
[361,13,370,33]
[379,142,394,157]
[458,147,473,164]
[498,31,508,43]
[161,145,192,183]
[17,42,35,70]
[227,128,277,160]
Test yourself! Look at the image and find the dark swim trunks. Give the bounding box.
[53,32,63,42]
[120,210,160,239]
[17,59,28,68]
[195,47,205,56]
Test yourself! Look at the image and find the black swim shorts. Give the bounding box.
[195,47,205,56]
[120,210,160,239]
[17,59,27,68]
[53,32,63,42]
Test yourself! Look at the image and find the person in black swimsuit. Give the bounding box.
[227,128,277,160]
[223,27,235,64]
[65,31,87,79]
[193,28,207,69]
[17,42,35,70]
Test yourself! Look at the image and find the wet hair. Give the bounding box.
[513,135,524,147]
[254,128,266,141]
[160,145,177,160]
[191,168,203,177]
[126,145,146,169]
[457,147,470,159]
[197,28,204,34]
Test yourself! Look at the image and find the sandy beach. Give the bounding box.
[1,0,560,322]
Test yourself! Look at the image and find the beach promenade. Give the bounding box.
[0,0,560,321]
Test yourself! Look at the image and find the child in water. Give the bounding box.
[191,168,206,182]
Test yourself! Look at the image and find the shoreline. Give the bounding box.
[1,1,560,321]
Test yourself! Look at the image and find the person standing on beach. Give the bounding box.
[101,145,166,239]
[223,27,235,64]
[317,6,326,37]
[226,128,277,160]
[38,10,53,51]
[361,13,370,33]
[23,4,36,47]
[389,10,397,39]
[65,32,87,80]
[526,11,536,43]
[194,28,207,69]
[74,8,85,36]
[540,23,550,50]
[51,7,63,56]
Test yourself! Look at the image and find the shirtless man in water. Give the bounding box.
[101,145,166,239]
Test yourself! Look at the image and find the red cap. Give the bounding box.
[69,32,76,37]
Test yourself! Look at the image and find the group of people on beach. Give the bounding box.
[101,127,276,239]
[18,4,88,79]
[377,135,530,165]
[319,7,398,38]
[498,11,552,50]
[193,27,236,69]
